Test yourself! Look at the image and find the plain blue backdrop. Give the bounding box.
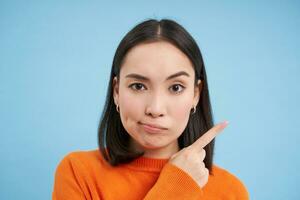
[1,1,299,199]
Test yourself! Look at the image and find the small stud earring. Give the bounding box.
[116,104,120,113]
[191,105,196,114]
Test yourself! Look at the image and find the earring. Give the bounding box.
[191,105,196,114]
[116,104,120,113]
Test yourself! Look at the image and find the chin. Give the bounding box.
[142,144,163,150]
[141,139,173,150]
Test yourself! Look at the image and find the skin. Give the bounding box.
[113,40,229,188]
[169,121,228,188]
[113,41,201,159]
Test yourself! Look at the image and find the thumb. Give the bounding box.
[170,151,180,160]
[170,147,187,160]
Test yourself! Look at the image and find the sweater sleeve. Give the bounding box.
[236,183,250,200]
[227,171,250,200]
[52,153,97,200]
[143,163,204,200]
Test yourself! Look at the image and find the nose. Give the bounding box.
[145,92,166,118]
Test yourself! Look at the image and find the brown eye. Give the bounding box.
[129,83,146,91]
[169,84,185,94]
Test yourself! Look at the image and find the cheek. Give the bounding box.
[172,93,193,120]
[118,89,144,129]
[169,94,193,132]
[174,101,191,118]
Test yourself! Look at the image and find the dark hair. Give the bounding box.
[98,18,215,173]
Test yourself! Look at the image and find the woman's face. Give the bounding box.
[113,41,201,158]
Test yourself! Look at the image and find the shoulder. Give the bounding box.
[54,149,107,175]
[211,164,246,187]
[61,149,103,162]
[208,164,250,199]
[53,149,108,198]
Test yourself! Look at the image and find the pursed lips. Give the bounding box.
[139,122,168,130]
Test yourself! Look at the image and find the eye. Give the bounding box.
[128,83,146,91]
[169,84,185,94]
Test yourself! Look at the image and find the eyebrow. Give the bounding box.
[125,71,190,81]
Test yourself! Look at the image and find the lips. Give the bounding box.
[139,122,167,129]
[139,122,167,133]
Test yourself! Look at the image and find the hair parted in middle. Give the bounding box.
[98,18,215,173]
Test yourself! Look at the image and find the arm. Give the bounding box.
[229,173,250,200]
[144,122,229,200]
[143,163,204,200]
[52,153,95,200]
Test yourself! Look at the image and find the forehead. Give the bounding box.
[120,41,195,79]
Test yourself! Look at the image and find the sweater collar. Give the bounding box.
[122,156,169,172]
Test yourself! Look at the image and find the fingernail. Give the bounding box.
[223,121,229,126]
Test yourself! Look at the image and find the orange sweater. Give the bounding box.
[52,149,249,200]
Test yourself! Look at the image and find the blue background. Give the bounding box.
[1,1,299,199]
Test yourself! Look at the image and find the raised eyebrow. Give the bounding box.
[125,71,190,81]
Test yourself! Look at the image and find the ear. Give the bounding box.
[113,76,119,105]
[193,79,202,107]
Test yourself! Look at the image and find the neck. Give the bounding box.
[130,139,179,159]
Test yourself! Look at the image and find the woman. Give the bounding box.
[52,19,249,199]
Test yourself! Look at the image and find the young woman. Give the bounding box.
[52,19,249,199]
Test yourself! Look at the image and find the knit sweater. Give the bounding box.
[52,149,249,200]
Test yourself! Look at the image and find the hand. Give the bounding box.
[169,121,229,188]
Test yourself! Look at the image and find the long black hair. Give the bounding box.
[98,18,215,172]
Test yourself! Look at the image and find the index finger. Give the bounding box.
[192,121,229,149]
